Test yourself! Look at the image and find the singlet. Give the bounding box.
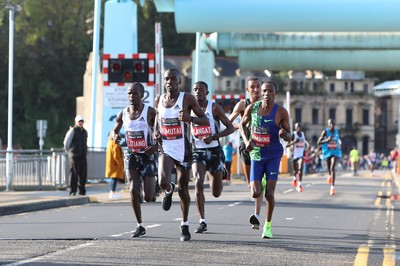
[122,104,152,153]
[157,92,191,162]
[191,101,219,149]
[292,131,306,159]
[239,99,252,143]
[249,102,283,161]
[321,128,342,159]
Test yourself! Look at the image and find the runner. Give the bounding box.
[229,77,264,229]
[154,69,209,241]
[286,122,309,192]
[190,81,234,233]
[317,118,342,196]
[112,82,157,237]
[240,81,291,239]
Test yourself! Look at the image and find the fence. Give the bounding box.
[0,149,107,191]
[0,149,69,190]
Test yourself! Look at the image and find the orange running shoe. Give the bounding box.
[330,187,336,196]
[292,178,297,187]
[296,185,303,192]
[327,176,333,185]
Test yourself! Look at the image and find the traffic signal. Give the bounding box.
[108,58,149,83]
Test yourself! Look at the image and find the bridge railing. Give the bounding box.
[0,148,107,191]
[0,149,69,190]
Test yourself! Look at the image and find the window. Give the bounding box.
[312,108,319,125]
[350,82,354,93]
[295,108,302,123]
[344,82,348,92]
[363,84,368,94]
[313,82,318,93]
[329,108,336,121]
[291,81,298,91]
[346,108,353,126]
[362,136,369,155]
[362,109,369,125]
[330,83,335,92]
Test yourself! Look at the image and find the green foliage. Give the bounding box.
[0,0,194,150]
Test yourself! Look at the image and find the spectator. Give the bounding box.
[63,115,88,196]
[105,130,125,199]
[223,141,237,181]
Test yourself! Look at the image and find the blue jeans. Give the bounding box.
[109,178,118,192]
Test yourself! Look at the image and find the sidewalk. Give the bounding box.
[0,177,248,217]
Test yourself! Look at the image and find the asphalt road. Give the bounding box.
[0,170,399,266]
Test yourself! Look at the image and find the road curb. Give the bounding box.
[0,196,92,216]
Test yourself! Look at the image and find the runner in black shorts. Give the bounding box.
[190,81,234,233]
[112,82,158,238]
[229,77,263,230]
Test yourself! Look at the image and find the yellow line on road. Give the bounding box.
[354,246,369,266]
[383,248,396,266]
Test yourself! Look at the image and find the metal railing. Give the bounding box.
[0,149,68,190]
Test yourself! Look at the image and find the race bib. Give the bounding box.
[327,140,337,149]
[251,126,270,147]
[192,125,212,139]
[126,130,147,152]
[161,118,182,140]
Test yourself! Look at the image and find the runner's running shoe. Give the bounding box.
[327,176,333,184]
[180,225,191,241]
[292,178,297,187]
[132,225,146,237]
[161,182,175,211]
[262,225,273,239]
[330,187,336,196]
[195,222,207,233]
[296,185,303,192]
[249,214,260,230]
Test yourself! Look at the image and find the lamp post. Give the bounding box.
[5,2,21,191]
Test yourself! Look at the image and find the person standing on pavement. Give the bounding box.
[349,146,359,176]
[229,77,264,230]
[240,81,291,239]
[286,122,309,192]
[223,141,237,181]
[154,69,209,241]
[317,118,342,196]
[112,82,158,238]
[190,81,234,234]
[63,115,88,196]
[105,130,125,199]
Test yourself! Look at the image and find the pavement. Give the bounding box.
[0,176,248,217]
[1,169,399,217]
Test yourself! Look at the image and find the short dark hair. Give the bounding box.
[128,82,145,97]
[262,81,278,92]
[193,81,208,90]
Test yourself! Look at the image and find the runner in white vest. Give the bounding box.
[154,69,209,241]
[190,81,234,234]
[286,123,309,192]
[111,82,157,238]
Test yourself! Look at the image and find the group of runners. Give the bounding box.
[110,68,343,241]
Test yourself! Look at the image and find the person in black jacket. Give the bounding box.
[63,115,88,196]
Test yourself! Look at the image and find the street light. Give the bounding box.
[4,2,22,191]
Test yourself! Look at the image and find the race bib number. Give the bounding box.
[161,118,182,140]
[252,126,270,147]
[126,130,147,152]
[295,142,305,148]
[328,140,337,149]
[192,125,212,139]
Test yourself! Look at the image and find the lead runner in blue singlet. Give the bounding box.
[240,81,291,239]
